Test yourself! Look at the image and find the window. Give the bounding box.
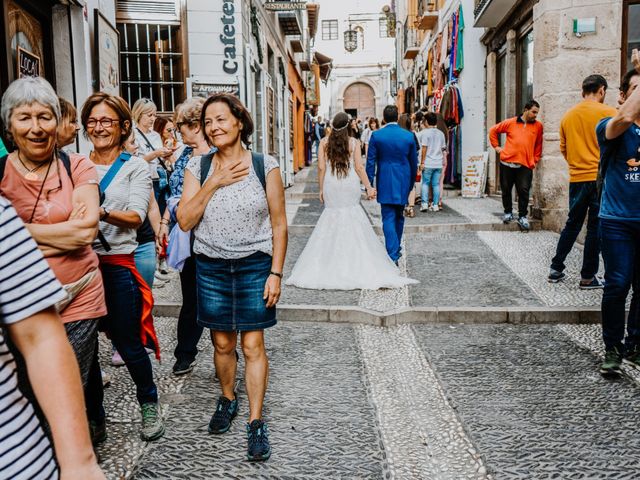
[623,1,640,73]
[517,30,534,113]
[117,23,184,113]
[379,17,389,38]
[322,19,338,40]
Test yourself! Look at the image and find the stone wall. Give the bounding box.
[532,0,623,232]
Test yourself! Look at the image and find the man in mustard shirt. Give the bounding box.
[548,75,617,288]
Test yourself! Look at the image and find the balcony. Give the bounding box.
[416,0,438,31]
[474,0,518,28]
[403,18,420,60]
[278,11,302,35]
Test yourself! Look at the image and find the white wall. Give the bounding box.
[314,0,396,119]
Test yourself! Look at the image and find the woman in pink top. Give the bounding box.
[0,76,106,387]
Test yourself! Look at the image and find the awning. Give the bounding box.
[307,3,319,39]
[278,11,302,36]
[313,51,333,82]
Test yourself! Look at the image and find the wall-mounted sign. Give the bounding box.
[94,10,120,95]
[192,82,240,97]
[264,1,307,11]
[221,0,238,74]
[306,64,320,106]
[17,46,40,78]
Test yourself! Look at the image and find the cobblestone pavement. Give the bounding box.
[99,318,640,479]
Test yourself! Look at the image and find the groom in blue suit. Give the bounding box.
[366,105,418,263]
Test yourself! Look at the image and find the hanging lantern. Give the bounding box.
[344,29,358,52]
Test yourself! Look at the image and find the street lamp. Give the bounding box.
[344,28,357,52]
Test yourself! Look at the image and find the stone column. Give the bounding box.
[506,29,518,118]
[532,0,623,231]
[486,51,498,193]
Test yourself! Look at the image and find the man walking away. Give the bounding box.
[314,116,325,157]
[549,75,617,288]
[489,100,544,231]
[596,57,640,378]
[367,105,418,264]
[419,112,447,212]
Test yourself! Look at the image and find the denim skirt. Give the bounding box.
[195,251,276,332]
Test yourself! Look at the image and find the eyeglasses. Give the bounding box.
[176,120,196,129]
[86,117,120,129]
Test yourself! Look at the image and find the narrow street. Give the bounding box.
[97,166,640,480]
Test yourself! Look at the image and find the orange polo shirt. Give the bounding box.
[559,100,618,183]
[489,116,544,169]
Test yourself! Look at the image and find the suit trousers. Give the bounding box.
[380,204,405,261]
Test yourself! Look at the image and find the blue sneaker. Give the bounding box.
[548,269,566,283]
[208,395,238,434]
[247,419,271,461]
[579,276,605,290]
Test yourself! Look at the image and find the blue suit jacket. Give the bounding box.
[366,124,418,205]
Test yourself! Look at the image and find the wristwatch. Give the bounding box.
[101,207,110,220]
[270,271,283,279]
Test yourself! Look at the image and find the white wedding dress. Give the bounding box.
[286,143,418,290]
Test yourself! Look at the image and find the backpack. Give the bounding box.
[199,151,266,190]
[318,122,326,139]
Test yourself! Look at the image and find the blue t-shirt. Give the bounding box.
[597,117,640,221]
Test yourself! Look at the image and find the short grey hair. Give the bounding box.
[1,76,61,128]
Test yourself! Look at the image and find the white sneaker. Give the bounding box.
[420,204,428,212]
[158,258,169,275]
[101,370,112,388]
[154,270,170,281]
[432,205,440,212]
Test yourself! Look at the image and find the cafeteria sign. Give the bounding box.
[17,47,40,78]
[264,1,307,11]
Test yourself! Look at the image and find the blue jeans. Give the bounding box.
[421,168,442,206]
[100,263,158,405]
[380,204,405,261]
[600,219,640,351]
[135,241,156,289]
[550,182,600,279]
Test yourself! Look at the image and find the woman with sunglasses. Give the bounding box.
[0,77,106,391]
[81,92,164,443]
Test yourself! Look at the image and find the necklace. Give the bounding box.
[17,152,47,180]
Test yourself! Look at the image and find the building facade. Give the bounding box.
[314,0,396,122]
[0,0,116,152]
[477,0,639,230]
[394,0,487,187]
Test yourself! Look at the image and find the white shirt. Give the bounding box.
[134,126,163,179]
[420,128,447,169]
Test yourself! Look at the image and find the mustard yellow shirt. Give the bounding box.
[559,100,617,182]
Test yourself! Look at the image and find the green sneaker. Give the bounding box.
[140,402,165,441]
[624,344,640,369]
[600,347,623,378]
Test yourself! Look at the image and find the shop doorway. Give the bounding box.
[343,82,375,120]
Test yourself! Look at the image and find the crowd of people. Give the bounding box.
[0,76,287,477]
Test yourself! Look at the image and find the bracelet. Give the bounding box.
[160,219,169,225]
[269,271,283,279]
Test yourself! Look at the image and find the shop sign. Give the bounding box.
[192,82,240,97]
[221,0,238,74]
[461,153,489,198]
[264,1,307,11]
[17,47,40,78]
[94,11,120,96]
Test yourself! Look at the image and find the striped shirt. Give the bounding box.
[0,196,65,479]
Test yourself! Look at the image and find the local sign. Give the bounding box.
[264,1,307,11]
[17,46,40,78]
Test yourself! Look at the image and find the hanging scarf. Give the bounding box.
[99,254,160,360]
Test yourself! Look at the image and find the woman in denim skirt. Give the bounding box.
[177,93,287,462]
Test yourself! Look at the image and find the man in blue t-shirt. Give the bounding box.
[596,56,640,377]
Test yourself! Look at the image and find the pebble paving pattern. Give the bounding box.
[413,324,640,479]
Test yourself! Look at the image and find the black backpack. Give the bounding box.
[199,151,266,190]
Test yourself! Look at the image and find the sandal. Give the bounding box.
[405,206,415,218]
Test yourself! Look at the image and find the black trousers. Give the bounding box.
[500,164,533,218]
[174,255,203,362]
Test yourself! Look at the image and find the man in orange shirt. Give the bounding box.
[549,75,617,288]
[489,100,543,231]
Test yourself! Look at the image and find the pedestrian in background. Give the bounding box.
[158,97,210,376]
[57,96,81,148]
[178,93,287,461]
[0,195,104,480]
[596,57,640,378]
[419,112,447,212]
[82,92,164,442]
[399,113,420,218]
[0,77,106,389]
[548,75,617,288]
[489,100,544,231]
[361,117,379,158]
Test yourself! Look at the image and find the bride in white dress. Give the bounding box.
[286,112,418,290]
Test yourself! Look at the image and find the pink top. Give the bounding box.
[0,153,107,323]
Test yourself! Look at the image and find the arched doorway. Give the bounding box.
[343,82,375,120]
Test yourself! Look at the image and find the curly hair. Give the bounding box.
[325,112,351,179]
